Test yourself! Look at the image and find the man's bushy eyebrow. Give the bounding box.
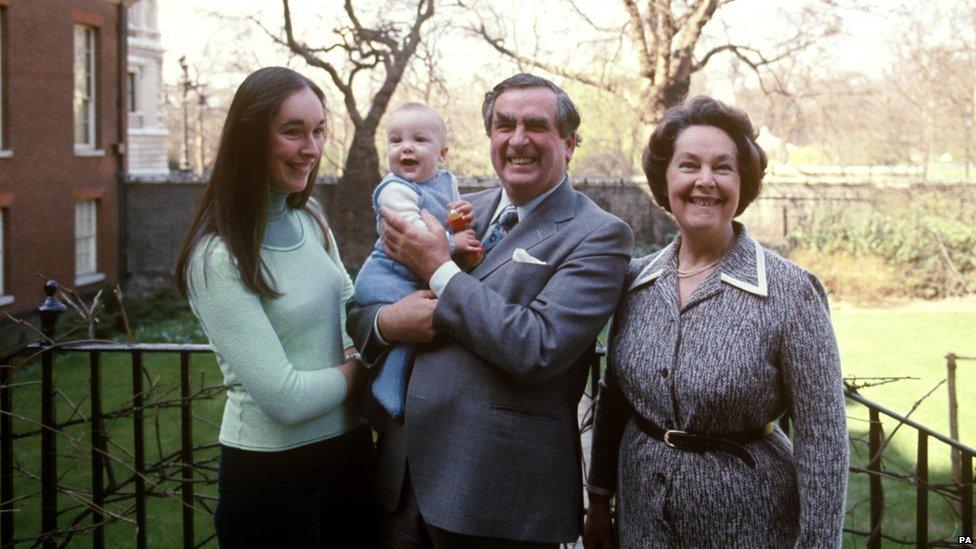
[492,113,553,129]
[523,115,552,128]
[493,112,516,125]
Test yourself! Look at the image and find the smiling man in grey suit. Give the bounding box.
[347,73,633,548]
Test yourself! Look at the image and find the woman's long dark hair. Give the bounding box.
[175,66,329,299]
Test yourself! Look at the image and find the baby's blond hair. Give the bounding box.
[389,102,448,144]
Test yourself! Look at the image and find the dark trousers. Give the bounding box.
[381,468,558,549]
[215,425,378,548]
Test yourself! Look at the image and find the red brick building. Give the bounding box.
[0,0,130,313]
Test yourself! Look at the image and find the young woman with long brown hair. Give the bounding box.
[175,66,375,548]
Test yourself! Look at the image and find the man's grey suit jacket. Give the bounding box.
[347,178,633,543]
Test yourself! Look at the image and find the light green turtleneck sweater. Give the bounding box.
[187,194,361,451]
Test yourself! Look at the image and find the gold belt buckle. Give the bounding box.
[663,429,687,448]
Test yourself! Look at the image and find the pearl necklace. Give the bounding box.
[676,256,724,279]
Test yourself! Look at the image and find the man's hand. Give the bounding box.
[377,290,439,343]
[447,200,476,230]
[582,495,615,549]
[380,207,452,282]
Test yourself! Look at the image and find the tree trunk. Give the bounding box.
[641,76,689,126]
[333,121,382,271]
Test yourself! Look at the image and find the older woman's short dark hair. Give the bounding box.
[642,96,767,216]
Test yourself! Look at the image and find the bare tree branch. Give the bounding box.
[668,0,721,81]
[469,0,842,124]
[471,23,616,92]
[279,0,362,126]
[621,0,653,78]
[566,0,618,32]
[363,0,435,125]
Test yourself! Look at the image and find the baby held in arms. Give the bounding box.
[353,103,482,424]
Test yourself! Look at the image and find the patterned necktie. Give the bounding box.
[481,205,519,255]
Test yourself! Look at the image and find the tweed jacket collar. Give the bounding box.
[628,222,768,302]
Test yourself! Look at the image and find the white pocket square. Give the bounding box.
[512,248,547,265]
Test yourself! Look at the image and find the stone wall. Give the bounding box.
[120,175,976,293]
[121,176,678,292]
[124,180,205,293]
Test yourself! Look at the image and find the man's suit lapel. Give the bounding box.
[471,190,502,240]
[472,178,576,281]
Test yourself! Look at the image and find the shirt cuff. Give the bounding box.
[429,261,461,297]
[372,306,389,346]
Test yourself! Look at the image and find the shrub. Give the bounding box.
[788,249,899,302]
[95,285,203,342]
[784,189,976,300]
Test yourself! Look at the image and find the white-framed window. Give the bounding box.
[74,25,97,150]
[75,201,97,279]
[128,70,137,113]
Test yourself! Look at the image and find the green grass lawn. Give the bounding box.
[833,300,976,446]
[2,291,974,546]
[832,298,976,545]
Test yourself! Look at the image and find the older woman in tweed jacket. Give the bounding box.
[584,97,848,548]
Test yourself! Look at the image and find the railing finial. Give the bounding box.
[37,280,67,340]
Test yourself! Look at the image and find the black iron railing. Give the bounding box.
[2,282,974,547]
[1,282,220,548]
[847,390,975,546]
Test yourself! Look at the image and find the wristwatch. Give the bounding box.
[344,352,364,366]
